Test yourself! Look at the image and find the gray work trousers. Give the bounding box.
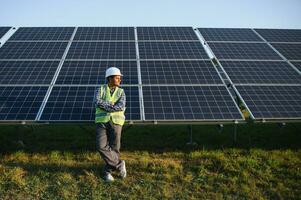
[96,121,123,174]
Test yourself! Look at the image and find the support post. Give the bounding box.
[233,123,238,144]
[186,125,197,146]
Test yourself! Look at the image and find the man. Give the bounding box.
[95,67,126,182]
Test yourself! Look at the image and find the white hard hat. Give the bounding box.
[105,67,123,78]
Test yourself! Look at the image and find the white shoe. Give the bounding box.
[104,173,114,182]
[120,160,127,179]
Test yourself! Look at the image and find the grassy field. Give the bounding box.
[0,123,300,199]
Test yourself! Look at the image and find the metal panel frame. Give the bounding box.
[35,27,79,121]
[197,27,301,122]
[2,26,300,124]
[252,29,301,75]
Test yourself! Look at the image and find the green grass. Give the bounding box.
[0,123,300,199]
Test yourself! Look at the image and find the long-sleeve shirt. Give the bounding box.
[94,86,126,112]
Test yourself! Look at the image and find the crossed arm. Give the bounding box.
[95,89,126,112]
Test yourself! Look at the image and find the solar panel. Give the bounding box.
[142,86,242,120]
[255,29,301,42]
[140,60,223,84]
[198,28,263,42]
[0,86,48,120]
[3,26,300,123]
[137,27,199,41]
[66,41,136,59]
[236,85,301,119]
[291,62,301,71]
[138,42,208,59]
[0,27,11,38]
[0,41,68,59]
[0,61,60,84]
[73,27,135,41]
[56,61,138,85]
[8,27,75,41]
[271,43,301,60]
[220,61,301,84]
[40,86,140,121]
[208,42,282,60]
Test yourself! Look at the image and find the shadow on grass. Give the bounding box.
[0,123,300,153]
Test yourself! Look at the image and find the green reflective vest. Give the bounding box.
[95,85,125,125]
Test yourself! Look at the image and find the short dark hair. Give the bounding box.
[106,75,114,82]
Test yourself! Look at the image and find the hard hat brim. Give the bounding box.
[105,73,123,78]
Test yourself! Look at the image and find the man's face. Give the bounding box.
[109,75,121,87]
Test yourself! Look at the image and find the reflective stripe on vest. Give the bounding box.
[95,85,125,125]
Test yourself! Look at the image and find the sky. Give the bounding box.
[1,0,301,29]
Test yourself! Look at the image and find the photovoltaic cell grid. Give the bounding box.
[291,62,301,72]
[198,28,263,42]
[219,61,301,84]
[271,43,301,61]
[255,29,301,43]
[56,61,138,85]
[200,28,301,120]
[66,41,136,59]
[236,85,301,119]
[5,26,300,120]
[8,27,75,41]
[0,86,48,120]
[0,61,60,84]
[40,86,140,121]
[0,27,11,38]
[73,27,135,41]
[207,42,282,60]
[0,41,68,59]
[138,41,209,59]
[143,86,242,120]
[136,27,241,121]
[137,27,199,41]
[140,60,223,84]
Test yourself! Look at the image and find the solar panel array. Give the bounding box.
[137,27,242,121]
[199,28,301,120]
[1,26,300,123]
[43,27,140,122]
[0,27,75,121]
[0,26,244,123]
[254,29,301,63]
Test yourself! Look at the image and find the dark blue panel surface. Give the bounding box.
[199,28,263,42]
[208,42,282,60]
[9,27,75,41]
[0,61,59,84]
[291,62,301,72]
[66,42,136,59]
[140,60,222,84]
[220,61,301,84]
[236,85,301,119]
[74,27,135,40]
[0,86,48,120]
[41,86,140,121]
[255,29,301,42]
[137,27,198,41]
[0,42,68,59]
[271,43,301,60]
[143,86,242,120]
[57,61,138,85]
[139,42,208,59]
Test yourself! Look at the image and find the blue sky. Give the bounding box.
[1,0,301,28]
